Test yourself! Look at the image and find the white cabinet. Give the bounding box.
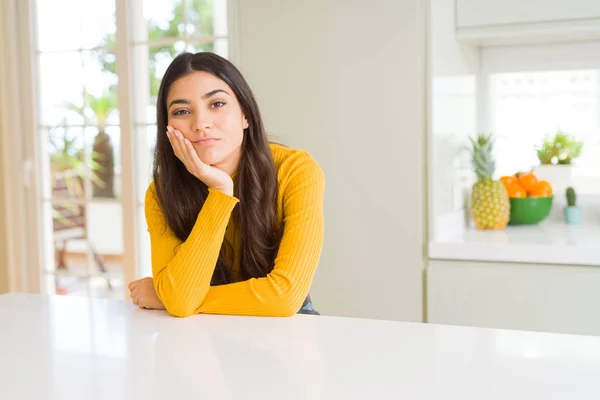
[427,259,600,336]
[457,0,600,29]
[455,0,600,44]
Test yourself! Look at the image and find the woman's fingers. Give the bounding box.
[166,126,233,193]
[183,137,207,176]
[169,127,197,174]
[167,127,185,161]
[167,130,183,161]
[128,280,139,291]
[169,125,208,179]
[131,287,139,305]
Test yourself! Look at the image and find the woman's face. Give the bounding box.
[166,70,247,175]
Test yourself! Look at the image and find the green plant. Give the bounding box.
[48,120,105,225]
[65,89,117,197]
[48,119,103,185]
[566,186,577,207]
[536,130,583,165]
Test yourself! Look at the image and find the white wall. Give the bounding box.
[235,0,426,322]
[456,0,600,29]
[429,0,480,239]
[432,0,479,78]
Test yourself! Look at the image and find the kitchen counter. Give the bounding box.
[2,292,600,399]
[429,220,600,266]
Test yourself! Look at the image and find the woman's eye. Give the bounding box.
[173,109,190,116]
[211,101,226,108]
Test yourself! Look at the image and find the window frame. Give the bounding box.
[4,0,240,295]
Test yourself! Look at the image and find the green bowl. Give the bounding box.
[508,196,553,225]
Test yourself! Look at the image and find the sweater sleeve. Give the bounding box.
[196,156,325,317]
[145,183,239,317]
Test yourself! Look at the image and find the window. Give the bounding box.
[489,69,600,179]
[33,0,230,298]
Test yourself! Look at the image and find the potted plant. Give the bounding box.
[533,130,583,197]
[48,120,105,225]
[66,89,117,198]
[563,186,582,224]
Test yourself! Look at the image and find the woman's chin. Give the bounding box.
[193,146,221,165]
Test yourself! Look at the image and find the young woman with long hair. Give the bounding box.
[128,52,325,317]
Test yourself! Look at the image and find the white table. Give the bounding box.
[1,293,600,399]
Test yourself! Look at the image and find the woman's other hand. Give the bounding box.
[129,277,166,310]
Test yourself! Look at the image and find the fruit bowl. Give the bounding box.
[508,196,553,225]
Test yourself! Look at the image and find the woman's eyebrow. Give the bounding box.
[202,89,229,99]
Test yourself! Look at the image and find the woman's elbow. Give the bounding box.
[160,291,203,317]
[164,302,196,318]
[278,307,297,317]
[154,278,205,318]
[156,288,199,318]
[274,295,304,317]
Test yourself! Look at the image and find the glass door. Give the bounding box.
[32,0,230,298]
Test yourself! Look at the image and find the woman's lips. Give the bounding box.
[193,138,220,146]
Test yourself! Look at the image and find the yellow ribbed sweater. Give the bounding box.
[145,143,325,318]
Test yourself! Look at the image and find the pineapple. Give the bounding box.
[468,134,509,230]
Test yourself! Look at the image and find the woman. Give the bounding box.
[128,52,325,318]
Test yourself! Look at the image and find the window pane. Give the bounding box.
[91,126,120,199]
[80,1,116,49]
[41,119,120,201]
[134,126,155,279]
[36,0,115,52]
[143,0,184,40]
[40,201,56,273]
[135,125,157,204]
[141,0,224,42]
[186,0,227,38]
[82,51,119,125]
[131,43,184,124]
[38,52,85,126]
[489,70,600,177]
[186,39,228,58]
[40,128,54,201]
[47,196,124,298]
[42,125,114,202]
[46,125,86,202]
[36,0,82,52]
[50,196,89,296]
[150,43,185,100]
[135,125,156,279]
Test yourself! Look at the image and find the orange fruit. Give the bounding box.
[505,183,527,198]
[528,180,552,197]
[499,175,517,189]
[516,171,539,191]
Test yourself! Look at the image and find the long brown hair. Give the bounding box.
[153,52,281,285]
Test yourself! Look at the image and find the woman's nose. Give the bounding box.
[193,112,212,132]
